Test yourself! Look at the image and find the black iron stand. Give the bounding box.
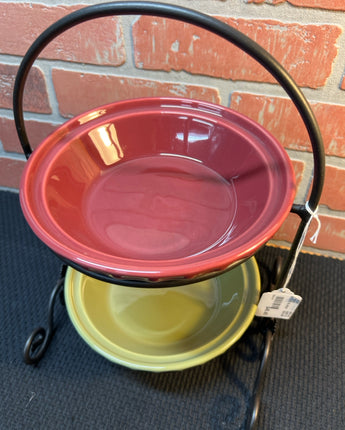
[13,3,325,429]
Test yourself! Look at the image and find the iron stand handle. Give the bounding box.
[13,1,324,209]
[13,2,325,288]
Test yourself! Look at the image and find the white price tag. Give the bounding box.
[255,288,302,320]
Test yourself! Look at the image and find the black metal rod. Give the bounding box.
[13,1,324,210]
[246,328,274,430]
[276,215,310,289]
[23,266,66,364]
[59,254,247,288]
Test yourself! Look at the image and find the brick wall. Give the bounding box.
[0,0,344,258]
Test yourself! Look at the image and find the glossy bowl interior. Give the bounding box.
[64,257,260,371]
[20,97,295,281]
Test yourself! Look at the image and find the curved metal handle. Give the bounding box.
[13,1,324,211]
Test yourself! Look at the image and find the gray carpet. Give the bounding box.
[1,190,344,429]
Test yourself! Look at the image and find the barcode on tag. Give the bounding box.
[271,295,284,309]
[255,290,302,319]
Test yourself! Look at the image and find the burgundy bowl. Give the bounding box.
[20,97,295,282]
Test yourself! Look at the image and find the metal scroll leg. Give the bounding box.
[246,318,276,430]
[245,255,282,430]
[23,265,67,365]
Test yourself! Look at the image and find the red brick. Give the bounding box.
[52,69,221,117]
[273,212,345,254]
[291,159,305,190]
[0,3,125,66]
[0,117,58,154]
[0,64,51,113]
[0,157,26,189]
[132,16,341,89]
[247,0,345,11]
[320,165,345,211]
[230,93,345,157]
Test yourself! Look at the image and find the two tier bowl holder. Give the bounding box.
[13,2,325,429]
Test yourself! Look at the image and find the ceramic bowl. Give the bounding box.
[20,97,295,282]
[64,257,260,371]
